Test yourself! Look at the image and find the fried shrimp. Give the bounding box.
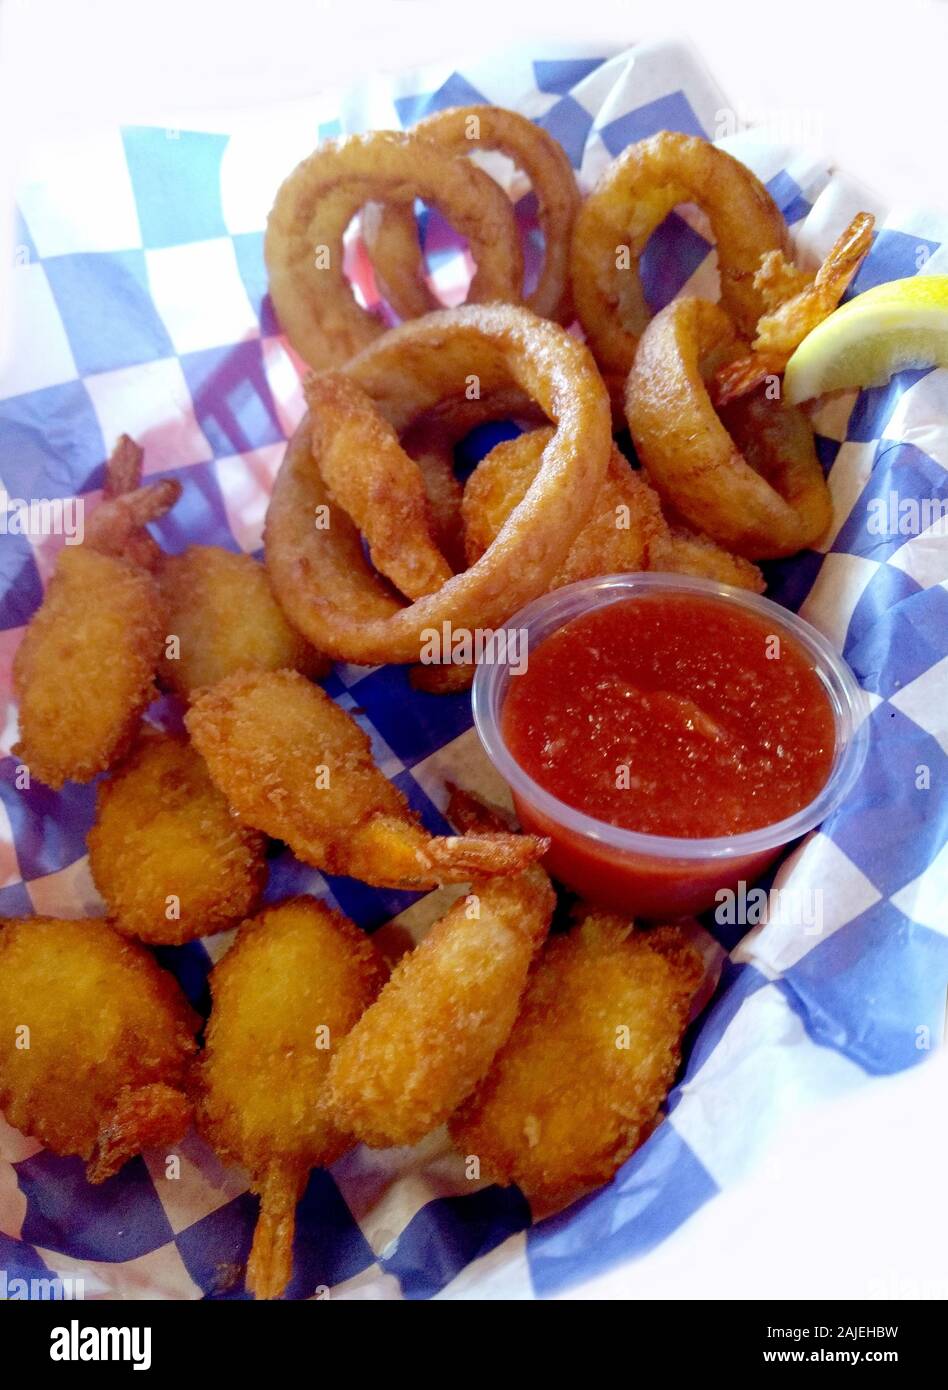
[462,428,764,592]
[12,437,180,787]
[198,897,386,1299]
[87,731,267,945]
[325,799,555,1148]
[450,914,703,1213]
[625,297,832,558]
[0,917,198,1182]
[186,670,546,888]
[646,525,766,591]
[157,545,329,700]
[570,130,789,380]
[304,373,454,600]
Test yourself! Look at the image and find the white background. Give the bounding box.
[3,0,948,211]
[1,0,946,1301]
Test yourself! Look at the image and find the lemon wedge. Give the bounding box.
[783,273,948,403]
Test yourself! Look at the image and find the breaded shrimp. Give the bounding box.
[450,914,704,1213]
[306,373,454,601]
[157,545,329,701]
[87,731,267,944]
[0,917,198,1182]
[186,670,546,887]
[325,790,555,1148]
[463,430,663,580]
[462,428,764,593]
[325,863,554,1148]
[197,897,386,1299]
[647,526,766,592]
[12,435,180,787]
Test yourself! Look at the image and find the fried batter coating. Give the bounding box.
[401,417,467,573]
[0,917,198,1182]
[648,526,766,592]
[157,545,329,701]
[88,731,267,944]
[305,374,454,601]
[186,670,545,888]
[363,104,580,324]
[450,915,703,1212]
[625,298,832,558]
[570,130,790,380]
[265,130,522,370]
[462,428,764,593]
[326,863,555,1148]
[263,306,611,666]
[197,897,386,1299]
[12,436,180,788]
[463,430,662,579]
[13,547,168,788]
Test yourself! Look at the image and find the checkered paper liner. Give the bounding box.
[1,39,946,1302]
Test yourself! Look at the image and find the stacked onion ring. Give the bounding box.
[264,304,613,666]
[265,108,581,370]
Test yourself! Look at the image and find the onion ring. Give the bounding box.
[396,387,549,585]
[624,297,831,558]
[570,130,790,381]
[265,131,523,369]
[264,305,612,665]
[363,105,580,324]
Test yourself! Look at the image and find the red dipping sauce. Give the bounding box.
[501,594,835,840]
[472,576,868,918]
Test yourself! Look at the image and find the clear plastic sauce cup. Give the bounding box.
[472,573,870,918]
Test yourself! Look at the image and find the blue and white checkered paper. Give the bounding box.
[1,40,946,1301]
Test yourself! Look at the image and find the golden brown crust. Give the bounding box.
[450,917,704,1212]
[264,305,612,665]
[462,427,765,592]
[197,897,387,1298]
[157,544,329,699]
[364,104,580,324]
[88,731,267,945]
[13,547,166,787]
[305,374,453,600]
[186,670,544,887]
[625,298,831,558]
[0,917,197,1179]
[647,525,766,592]
[570,130,790,379]
[325,865,555,1148]
[463,429,663,580]
[264,130,523,369]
